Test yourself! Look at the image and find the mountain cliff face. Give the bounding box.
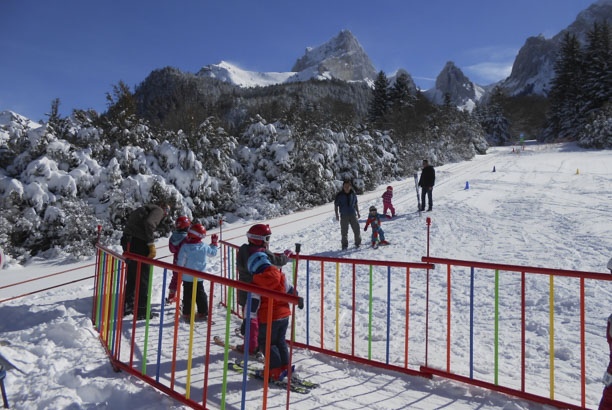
[424,62,484,111]
[501,0,612,96]
[197,30,378,88]
[291,30,378,83]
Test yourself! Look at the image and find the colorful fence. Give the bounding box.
[420,256,612,410]
[218,241,436,379]
[93,238,609,410]
[92,242,301,410]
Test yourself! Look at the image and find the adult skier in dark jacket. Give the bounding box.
[334,180,361,250]
[418,159,435,211]
[121,203,169,319]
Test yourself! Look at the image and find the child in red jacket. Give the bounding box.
[248,251,297,381]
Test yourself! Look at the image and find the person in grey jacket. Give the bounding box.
[334,180,361,250]
[121,203,169,319]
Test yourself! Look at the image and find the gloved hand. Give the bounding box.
[211,233,218,247]
[147,244,156,258]
[298,296,304,310]
[364,226,367,231]
[284,249,295,258]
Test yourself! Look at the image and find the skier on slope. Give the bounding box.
[381,186,396,217]
[236,224,292,355]
[166,216,191,304]
[418,159,435,212]
[364,205,391,247]
[334,179,362,250]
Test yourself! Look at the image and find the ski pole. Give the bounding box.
[286,243,301,410]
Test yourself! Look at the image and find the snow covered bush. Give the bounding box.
[577,103,612,149]
[0,105,487,263]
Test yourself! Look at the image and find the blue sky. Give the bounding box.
[0,0,595,121]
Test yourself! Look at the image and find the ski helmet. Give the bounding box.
[369,206,377,213]
[188,223,206,240]
[247,224,272,246]
[608,257,612,272]
[175,216,191,230]
[387,186,393,191]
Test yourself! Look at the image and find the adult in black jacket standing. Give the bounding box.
[334,180,361,250]
[121,203,169,319]
[418,160,435,212]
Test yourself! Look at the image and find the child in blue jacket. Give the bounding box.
[176,223,218,320]
[364,206,390,247]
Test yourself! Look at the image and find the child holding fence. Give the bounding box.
[248,251,302,381]
[176,223,218,321]
[236,224,292,355]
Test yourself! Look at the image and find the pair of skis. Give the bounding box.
[213,335,265,362]
[230,359,319,394]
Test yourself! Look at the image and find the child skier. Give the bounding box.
[382,186,395,217]
[176,223,218,321]
[364,206,391,247]
[166,216,191,304]
[247,250,301,381]
[236,224,292,355]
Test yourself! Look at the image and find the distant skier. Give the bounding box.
[236,224,292,355]
[382,186,395,217]
[121,202,169,320]
[334,180,362,250]
[364,206,390,247]
[248,250,303,381]
[418,159,435,212]
[166,216,191,304]
[176,223,218,321]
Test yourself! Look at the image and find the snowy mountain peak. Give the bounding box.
[0,110,43,129]
[196,30,378,88]
[291,30,377,82]
[424,61,483,111]
[196,61,295,88]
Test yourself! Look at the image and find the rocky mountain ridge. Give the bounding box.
[501,0,612,96]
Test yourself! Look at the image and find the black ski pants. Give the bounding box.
[121,235,151,314]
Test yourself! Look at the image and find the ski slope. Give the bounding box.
[0,142,611,409]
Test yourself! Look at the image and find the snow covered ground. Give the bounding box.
[1,142,611,409]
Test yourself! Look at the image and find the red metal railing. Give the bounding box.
[219,241,436,380]
[421,256,612,410]
[92,242,300,410]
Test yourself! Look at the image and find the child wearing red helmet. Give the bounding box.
[166,216,191,304]
[235,224,292,355]
[176,223,218,321]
